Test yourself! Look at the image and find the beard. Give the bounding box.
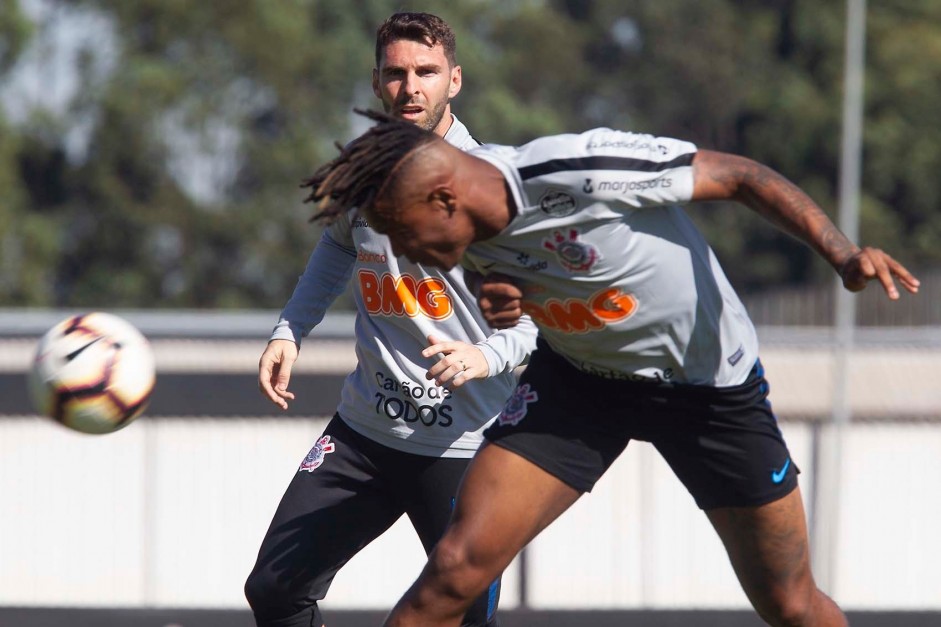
[413,96,449,132]
[385,92,450,132]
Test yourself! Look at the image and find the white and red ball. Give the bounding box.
[28,312,155,434]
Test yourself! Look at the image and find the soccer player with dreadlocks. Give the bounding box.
[243,14,535,627]
[305,111,919,627]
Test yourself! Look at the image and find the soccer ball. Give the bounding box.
[28,312,156,434]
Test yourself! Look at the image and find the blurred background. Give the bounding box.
[0,0,939,625]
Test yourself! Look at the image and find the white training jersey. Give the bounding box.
[272,115,538,457]
[464,127,759,387]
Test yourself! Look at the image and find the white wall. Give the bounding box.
[2,415,939,610]
[3,324,938,611]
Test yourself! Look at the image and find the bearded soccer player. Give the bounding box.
[305,112,920,627]
[243,15,536,627]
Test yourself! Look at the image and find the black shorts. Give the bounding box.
[484,340,799,510]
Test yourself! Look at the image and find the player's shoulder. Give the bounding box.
[581,127,697,162]
[444,115,480,151]
[488,127,697,163]
[467,129,629,177]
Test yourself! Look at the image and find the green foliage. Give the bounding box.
[0,0,937,308]
[0,0,32,73]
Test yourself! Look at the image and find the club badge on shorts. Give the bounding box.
[499,383,539,426]
[299,435,336,472]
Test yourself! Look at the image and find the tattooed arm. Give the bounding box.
[691,149,919,299]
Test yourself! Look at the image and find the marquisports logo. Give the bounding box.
[499,383,538,426]
[583,176,674,195]
[299,435,336,472]
[539,189,578,217]
[522,286,638,333]
[359,270,453,320]
[543,229,599,273]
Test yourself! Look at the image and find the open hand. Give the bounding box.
[840,247,920,299]
[258,339,298,410]
[422,335,490,388]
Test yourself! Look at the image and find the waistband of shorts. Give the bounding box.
[533,337,763,395]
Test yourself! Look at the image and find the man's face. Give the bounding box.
[367,185,471,271]
[373,39,461,136]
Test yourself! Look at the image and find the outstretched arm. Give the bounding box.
[691,149,920,299]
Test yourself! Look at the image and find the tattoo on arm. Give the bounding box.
[695,150,859,271]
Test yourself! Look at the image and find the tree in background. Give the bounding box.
[452,0,940,293]
[0,0,52,305]
[1,0,937,309]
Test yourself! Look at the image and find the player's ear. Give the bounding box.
[372,68,381,99]
[448,65,462,99]
[429,186,458,216]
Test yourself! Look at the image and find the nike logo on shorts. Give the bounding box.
[771,458,791,484]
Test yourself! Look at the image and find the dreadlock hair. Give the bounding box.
[302,109,439,224]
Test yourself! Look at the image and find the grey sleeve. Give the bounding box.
[270,231,356,345]
[474,314,539,376]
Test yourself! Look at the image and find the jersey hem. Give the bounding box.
[337,412,483,459]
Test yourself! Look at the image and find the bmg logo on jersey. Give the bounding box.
[298,435,336,472]
[359,270,453,320]
[543,229,600,273]
[522,287,638,333]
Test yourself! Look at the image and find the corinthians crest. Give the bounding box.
[298,435,336,472]
[499,383,539,426]
[542,229,600,272]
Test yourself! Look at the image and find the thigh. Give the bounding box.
[404,457,503,627]
[385,444,581,626]
[651,364,799,510]
[706,486,815,605]
[444,442,582,577]
[249,415,404,600]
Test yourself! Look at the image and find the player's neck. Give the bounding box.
[432,110,454,138]
[462,156,513,240]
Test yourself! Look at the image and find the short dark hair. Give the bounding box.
[302,109,438,224]
[375,12,457,68]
